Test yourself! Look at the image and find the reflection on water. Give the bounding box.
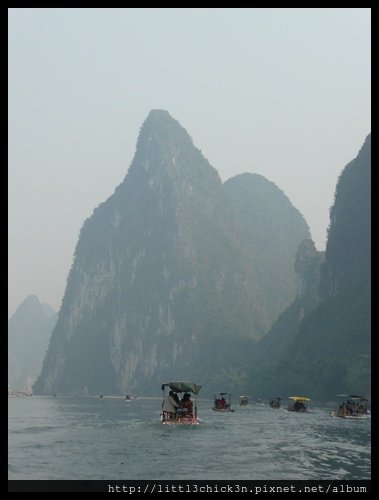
[8,396,370,480]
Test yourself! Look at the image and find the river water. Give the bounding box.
[8,395,370,481]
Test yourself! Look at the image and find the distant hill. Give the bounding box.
[33,110,310,396]
[249,239,324,369]
[8,295,57,392]
[249,134,371,400]
[224,173,311,323]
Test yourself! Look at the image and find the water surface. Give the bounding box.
[8,396,371,480]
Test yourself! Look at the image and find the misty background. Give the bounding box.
[8,8,371,317]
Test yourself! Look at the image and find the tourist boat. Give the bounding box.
[212,392,234,412]
[269,397,282,408]
[239,395,249,407]
[160,381,202,425]
[331,394,371,419]
[286,396,310,412]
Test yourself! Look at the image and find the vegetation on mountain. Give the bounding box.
[33,110,310,396]
[32,111,370,400]
[248,134,371,400]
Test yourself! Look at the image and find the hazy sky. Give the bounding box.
[8,8,371,317]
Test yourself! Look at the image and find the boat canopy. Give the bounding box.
[288,396,311,401]
[336,394,368,401]
[162,381,202,394]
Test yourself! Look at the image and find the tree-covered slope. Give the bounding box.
[248,134,371,400]
[224,173,311,322]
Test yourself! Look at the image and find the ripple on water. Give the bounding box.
[8,398,371,480]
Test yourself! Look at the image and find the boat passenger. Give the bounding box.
[172,392,180,406]
[180,393,193,415]
[341,402,347,416]
[162,390,180,419]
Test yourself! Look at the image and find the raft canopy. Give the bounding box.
[162,381,202,394]
[288,396,311,401]
[336,394,368,401]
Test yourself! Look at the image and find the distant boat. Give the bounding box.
[8,390,33,398]
[212,392,234,412]
[331,394,371,419]
[269,397,281,409]
[286,396,310,412]
[160,381,201,425]
[125,393,134,401]
[239,395,249,407]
